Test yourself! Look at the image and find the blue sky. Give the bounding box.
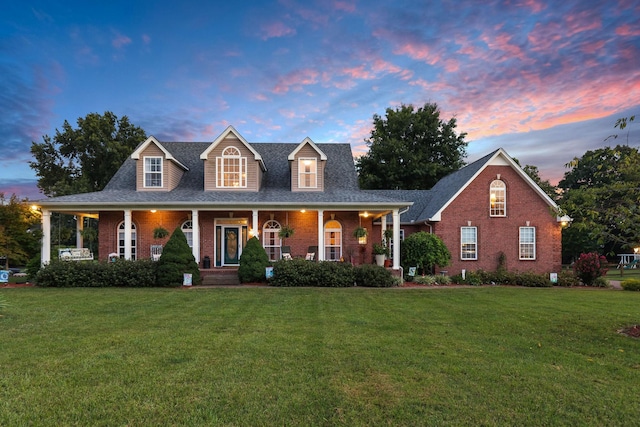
[2,0,639,199]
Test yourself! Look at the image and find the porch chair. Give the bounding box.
[150,244,163,261]
[281,246,292,260]
[305,246,318,261]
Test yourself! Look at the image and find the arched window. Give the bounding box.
[490,180,506,216]
[262,220,282,261]
[118,221,137,260]
[182,220,193,248]
[217,146,247,188]
[324,219,342,261]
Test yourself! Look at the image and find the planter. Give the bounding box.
[375,254,385,266]
[384,259,392,268]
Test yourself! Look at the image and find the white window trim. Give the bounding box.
[490,180,506,217]
[519,226,536,260]
[262,220,282,261]
[460,226,478,260]
[217,146,247,188]
[298,157,317,189]
[144,156,163,188]
[118,221,137,260]
[324,220,342,261]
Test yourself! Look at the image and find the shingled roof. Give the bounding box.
[38,140,411,211]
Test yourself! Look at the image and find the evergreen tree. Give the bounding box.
[238,237,271,283]
[156,227,201,287]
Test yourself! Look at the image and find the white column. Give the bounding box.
[41,210,51,265]
[252,209,259,238]
[392,209,401,270]
[381,214,387,243]
[192,210,200,262]
[124,210,132,260]
[317,210,324,261]
[76,215,84,248]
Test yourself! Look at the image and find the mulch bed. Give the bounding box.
[1,283,34,288]
[619,325,640,338]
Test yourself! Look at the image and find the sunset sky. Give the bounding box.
[2,0,639,200]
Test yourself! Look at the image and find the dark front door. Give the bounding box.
[224,227,240,265]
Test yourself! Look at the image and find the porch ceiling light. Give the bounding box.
[300,209,306,213]
[150,209,157,213]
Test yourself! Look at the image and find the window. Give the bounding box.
[217,146,247,188]
[519,227,536,260]
[118,221,137,260]
[490,180,506,216]
[298,158,317,188]
[262,220,282,261]
[461,227,477,260]
[324,220,342,261]
[182,220,193,248]
[144,157,163,188]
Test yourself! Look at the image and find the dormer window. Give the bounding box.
[144,157,163,188]
[217,146,247,188]
[490,179,506,216]
[298,158,317,188]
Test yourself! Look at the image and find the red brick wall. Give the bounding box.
[98,209,372,263]
[433,165,561,276]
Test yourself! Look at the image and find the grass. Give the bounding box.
[1,287,639,426]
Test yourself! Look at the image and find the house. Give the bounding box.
[35,125,566,279]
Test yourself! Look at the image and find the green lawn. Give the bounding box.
[1,287,639,426]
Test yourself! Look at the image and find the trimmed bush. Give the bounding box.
[238,237,271,283]
[621,279,640,291]
[401,232,450,275]
[156,227,201,287]
[316,261,355,287]
[353,264,397,287]
[34,259,156,287]
[556,270,581,287]
[450,270,553,287]
[270,259,355,287]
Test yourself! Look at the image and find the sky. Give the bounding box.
[1,0,639,200]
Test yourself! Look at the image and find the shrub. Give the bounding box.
[556,269,580,287]
[34,259,156,287]
[573,252,608,286]
[238,237,271,283]
[401,232,450,275]
[316,261,355,287]
[450,270,552,287]
[514,272,553,288]
[270,258,319,287]
[354,264,397,287]
[156,227,201,287]
[621,279,640,291]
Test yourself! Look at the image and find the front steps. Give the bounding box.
[200,268,240,286]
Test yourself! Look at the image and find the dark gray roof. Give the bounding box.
[39,141,409,209]
[369,149,501,223]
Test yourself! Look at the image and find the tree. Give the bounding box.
[238,237,270,283]
[400,231,451,275]
[156,227,202,287]
[559,145,640,260]
[29,111,147,197]
[0,193,42,269]
[356,103,468,190]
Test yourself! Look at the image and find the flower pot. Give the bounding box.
[375,254,385,266]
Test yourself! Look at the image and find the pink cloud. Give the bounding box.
[272,68,319,94]
[112,33,132,49]
[260,21,296,40]
[333,0,356,13]
[616,24,640,37]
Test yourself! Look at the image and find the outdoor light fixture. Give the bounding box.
[150,209,157,213]
[300,209,306,213]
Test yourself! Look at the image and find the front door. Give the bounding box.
[224,227,240,265]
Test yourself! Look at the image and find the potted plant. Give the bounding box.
[153,226,169,240]
[278,224,295,245]
[373,242,387,266]
[353,226,367,245]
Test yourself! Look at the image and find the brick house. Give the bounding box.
[35,126,567,278]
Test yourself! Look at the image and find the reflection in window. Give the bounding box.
[490,180,506,216]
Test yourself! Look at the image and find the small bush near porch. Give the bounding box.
[1,287,639,426]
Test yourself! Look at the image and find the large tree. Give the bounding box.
[0,193,42,269]
[30,111,147,197]
[356,103,468,190]
[559,144,640,261]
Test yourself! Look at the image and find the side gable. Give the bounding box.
[200,126,266,191]
[421,148,560,222]
[288,137,327,192]
[130,136,188,191]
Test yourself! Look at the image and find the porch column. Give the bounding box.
[252,209,259,238]
[124,209,132,260]
[381,214,387,242]
[191,210,200,262]
[317,209,324,261]
[41,209,51,265]
[76,215,84,248]
[392,209,401,270]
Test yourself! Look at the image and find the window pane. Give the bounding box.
[461,227,477,260]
